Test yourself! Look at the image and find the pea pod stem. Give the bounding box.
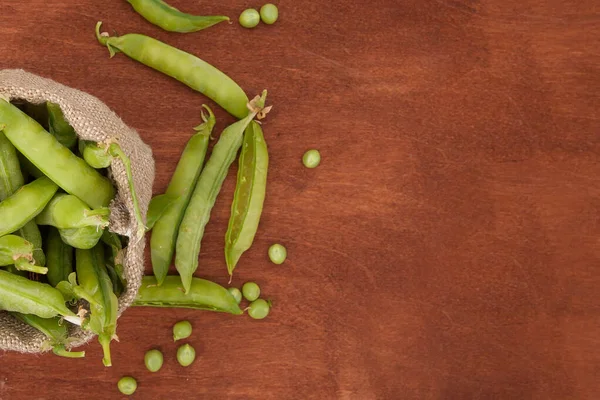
[175,92,269,293]
[127,0,230,33]
[95,22,249,119]
[150,105,215,285]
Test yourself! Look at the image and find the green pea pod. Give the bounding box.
[47,102,77,149]
[0,131,45,266]
[225,121,269,276]
[0,177,58,237]
[0,269,81,324]
[151,105,214,285]
[175,91,269,293]
[79,140,111,168]
[146,193,177,231]
[96,22,249,119]
[0,235,47,274]
[127,0,229,33]
[0,99,115,209]
[17,152,44,180]
[133,276,242,315]
[36,193,110,230]
[58,226,105,250]
[101,231,127,296]
[0,131,24,199]
[75,245,118,367]
[10,313,85,358]
[45,227,74,287]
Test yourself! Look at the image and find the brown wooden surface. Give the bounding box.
[1,0,599,399]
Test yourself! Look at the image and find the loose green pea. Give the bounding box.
[268,243,287,265]
[177,343,196,367]
[260,4,279,24]
[242,282,260,302]
[228,287,242,304]
[239,8,260,28]
[117,376,137,395]
[173,320,193,342]
[302,149,321,168]
[144,349,164,372]
[248,299,270,319]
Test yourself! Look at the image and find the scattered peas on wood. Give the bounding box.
[248,299,270,320]
[260,4,279,24]
[302,149,321,168]
[176,343,196,367]
[173,320,193,342]
[144,349,164,372]
[239,9,260,28]
[268,243,287,264]
[117,376,137,395]
[242,282,260,302]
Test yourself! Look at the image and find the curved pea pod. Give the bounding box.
[133,276,242,315]
[0,176,58,237]
[75,245,118,367]
[47,102,77,149]
[175,92,269,293]
[95,22,249,119]
[45,227,74,287]
[127,0,229,33]
[225,121,269,276]
[58,226,105,250]
[10,313,85,358]
[151,105,214,285]
[0,235,47,274]
[36,193,110,230]
[0,99,115,209]
[0,131,24,199]
[0,269,81,324]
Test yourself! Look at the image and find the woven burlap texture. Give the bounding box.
[0,69,154,353]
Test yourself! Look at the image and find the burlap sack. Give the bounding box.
[0,69,154,353]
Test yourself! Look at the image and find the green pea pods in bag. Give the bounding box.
[0,69,154,355]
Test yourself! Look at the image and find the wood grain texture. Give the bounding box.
[1,0,599,398]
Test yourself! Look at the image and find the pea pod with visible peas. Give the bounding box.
[127,0,229,33]
[0,269,81,325]
[150,105,215,285]
[133,276,243,315]
[225,121,269,277]
[95,22,249,119]
[0,98,115,209]
[176,92,270,293]
[0,235,47,274]
[10,313,85,358]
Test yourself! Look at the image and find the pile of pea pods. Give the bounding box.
[0,99,142,364]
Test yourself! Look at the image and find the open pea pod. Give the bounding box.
[10,312,85,358]
[0,269,81,325]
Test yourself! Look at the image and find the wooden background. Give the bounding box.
[1,0,599,399]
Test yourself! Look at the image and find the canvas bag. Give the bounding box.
[0,69,154,353]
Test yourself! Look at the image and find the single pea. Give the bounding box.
[268,243,287,265]
[260,4,279,24]
[239,9,260,28]
[144,349,164,372]
[248,299,270,319]
[173,320,193,342]
[228,287,243,304]
[242,282,260,302]
[302,149,321,168]
[177,343,196,367]
[117,376,137,395]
